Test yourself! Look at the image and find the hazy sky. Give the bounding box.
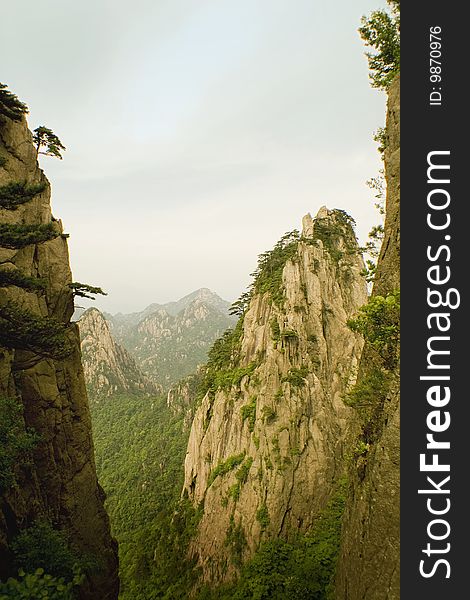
[2,0,388,313]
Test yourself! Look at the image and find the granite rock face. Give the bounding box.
[167,370,202,431]
[78,307,158,400]
[0,114,119,598]
[183,208,367,583]
[335,76,400,600]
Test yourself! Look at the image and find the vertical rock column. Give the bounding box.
[183,208,367,584]
[335,76,400,600]
[0,113,119,598]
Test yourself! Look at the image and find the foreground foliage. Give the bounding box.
[0,568,82,600]
[359,0,400,90]
[1,521,87,599]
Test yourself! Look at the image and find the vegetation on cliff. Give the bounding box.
[91,394,199,599]
[359,0,400,90]
[199,209,358,406]
[0,82,119,599]
[0,521,89,599]
[0,83,28,122]
[200,483,346,600]
[2,0,401,594]
[0,396,39,494]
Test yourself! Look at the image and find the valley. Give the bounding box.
[0,3,400,598]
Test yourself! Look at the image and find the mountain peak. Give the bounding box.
[160,288,231,317]
[78,308,158,399]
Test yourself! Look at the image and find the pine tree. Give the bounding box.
[0,82,28,122]
[0,302,72,360]
[0,181,46,210]
[0,269,46,292]
[0,223,64,249]
[359,0,400,90]
[0,84,99,364]
[33,126,66,160]
[68,283,106,300]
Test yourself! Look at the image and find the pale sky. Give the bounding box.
[2,0,388,313]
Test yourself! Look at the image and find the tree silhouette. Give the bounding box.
[33,126,66,160]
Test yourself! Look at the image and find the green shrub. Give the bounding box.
[0,83,28,122]
[208,483,347,599]
[235,457,253,486]
[208,453,246,487]
[227,483,241,502]
[251,230,300,306]
[0,567,83,600]
[0,222,63,249]
[264,456,273,470]
[198,319,253,401]
[0,269,46,292]
[0,396,39,493]
[241,399,257,432]
[281,329,298,341]
[352,440,370,460]
[261,406,277,424]
[11,521,84,581]
[225,458,254,504]
[0,181,46,210]
[225,516,246,567]
[347,290,400,368]
[344,368,391,408]
[0,302,72,360]
[282,365,309,387]
[270,318,281,342]
[304,210,356,264]
[359,0,400,90]
[256,504,270,530]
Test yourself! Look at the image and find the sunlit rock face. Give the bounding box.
[183,207,367,583]
[78,307,158,400]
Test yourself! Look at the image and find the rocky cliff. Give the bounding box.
[167,370,201,431]
[183,208,368,583]
[0,102,119,597]
[78,307,158,400]
[335,76,400,599]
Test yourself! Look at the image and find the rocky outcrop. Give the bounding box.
[183,208,367,583]
[78,307,158,400]
[167,370,202,430]
[110,290,235,389]
[335,76,400,600]
[0,111,119,596]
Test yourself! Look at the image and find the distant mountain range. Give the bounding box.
[78,288,236,396]
[107,288,232,325]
